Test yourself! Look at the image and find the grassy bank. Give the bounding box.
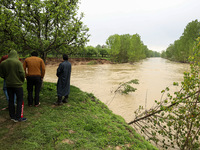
[0,79,157,150]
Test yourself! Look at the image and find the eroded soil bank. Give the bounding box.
[45,58,112,66]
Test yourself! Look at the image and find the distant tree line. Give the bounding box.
[161,19,200,62]
[68,41,160,61]
[105,34,160,63]
[69,45,109,58]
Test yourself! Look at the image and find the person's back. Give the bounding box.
[0,53,18,110]
[0,50,26,122]
[23,51,45,107]
[54,54,71,105]
[0,51,24,87]
[24,56,45,77]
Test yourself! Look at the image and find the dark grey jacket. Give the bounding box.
[56,61,71,96]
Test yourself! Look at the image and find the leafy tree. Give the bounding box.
[95,44,102,57]
[129,34,143,62]
[147,51,160,57]
[106,34,121,62]
[0,4,20,54]
[143,45,150,57]
[163,20,200,62]
[85,46,97,57]
[77,47,87,57]
[165,44,174,59]
[106,33,158,62]
[0,0,89,61]
[119,34,131,62]
[161,50,166,58]
[181,20,200,58]
[129,37,200,150]
[99,49,108,57]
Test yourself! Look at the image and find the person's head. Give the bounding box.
[63,54,68,61]
[8,50,18,59]
[31,51,38,56]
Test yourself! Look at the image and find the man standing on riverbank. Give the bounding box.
[0,53,17,110]
[23,51,45,107]
[0,50,26,122]
[54,54,71,105]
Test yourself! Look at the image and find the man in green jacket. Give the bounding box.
[0,50,27,122]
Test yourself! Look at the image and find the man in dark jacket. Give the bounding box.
[0,50,26,122]
[54,54,71,105]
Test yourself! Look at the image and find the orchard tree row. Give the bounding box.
[0,0,89,62]
[105,34,160,63]
[67,45,109,58]
[161,19,200,62]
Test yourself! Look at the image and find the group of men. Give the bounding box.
[0,50,71,122]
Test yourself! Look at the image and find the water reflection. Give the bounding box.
[44,58,189,123]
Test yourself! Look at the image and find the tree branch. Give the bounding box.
[128,90,200,125]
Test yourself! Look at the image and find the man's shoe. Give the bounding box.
[11,118,15,121]
[62,99,68,103]
[54,101,63,105]
[14,118,27,122]
[35,102,40,107]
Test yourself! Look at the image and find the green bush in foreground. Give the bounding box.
[0,79,157,150]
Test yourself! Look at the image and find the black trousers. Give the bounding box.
[27,76,42,106]
[7,87,23,119]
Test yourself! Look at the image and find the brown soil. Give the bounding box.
[45,58,112,66]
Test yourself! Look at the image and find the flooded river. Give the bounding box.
[44,58,189,123]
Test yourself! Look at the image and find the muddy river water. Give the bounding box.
[44,58,189,123]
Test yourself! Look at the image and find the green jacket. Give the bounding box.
[0,50,25,87]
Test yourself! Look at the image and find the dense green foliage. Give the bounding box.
[0,0,89,61]
[161,20,200,62]
[130,38,200,150]
[0,79,157,150]
[106,34,160,63]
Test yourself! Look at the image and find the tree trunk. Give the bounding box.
[41,52,47,63]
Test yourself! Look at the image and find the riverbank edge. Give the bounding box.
[20,57,114,66]
[0,79,157,150]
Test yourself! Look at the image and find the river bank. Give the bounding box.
[45,57,113,66]
[0,79,157,150]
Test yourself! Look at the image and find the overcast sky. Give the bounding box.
[78,0,200,52]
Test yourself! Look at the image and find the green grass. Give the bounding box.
[0,79,157,150]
